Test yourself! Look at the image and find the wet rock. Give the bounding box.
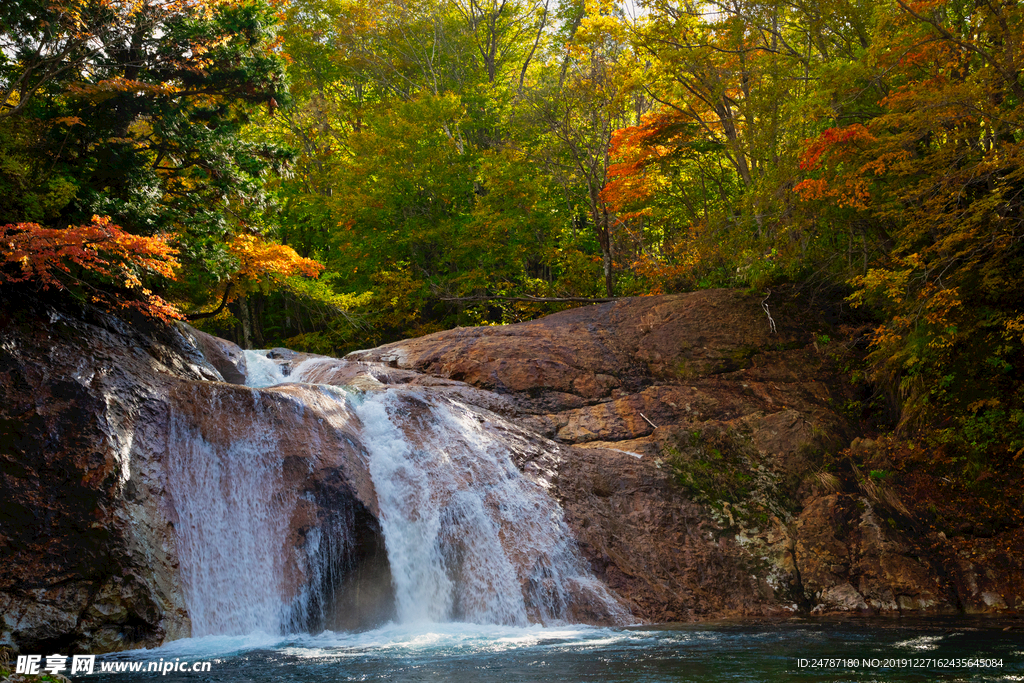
[186,328,247,384]
[0,297,204,653]
[4,286,1021,651]
[0,297,380,652]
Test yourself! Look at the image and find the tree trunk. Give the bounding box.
[591,195,614,297]
[252,295,266,348]
[233,296,254,349]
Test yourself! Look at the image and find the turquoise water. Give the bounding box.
[91,618,1023,682]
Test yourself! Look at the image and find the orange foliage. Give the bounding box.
[227,233,324,291]
[794,125,878,208]
[602,111,690,218]
[67,77,182,99]
[628,252,688,295]
[602,113,695,293]
[0,216,183,320]
[799,124,875,171]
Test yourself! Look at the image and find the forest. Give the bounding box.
[1,0,1023,483]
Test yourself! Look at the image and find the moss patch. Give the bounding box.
[662,425,793,529]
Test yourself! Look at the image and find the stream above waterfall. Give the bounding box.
[87,618,1024,682]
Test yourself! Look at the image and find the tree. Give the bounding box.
[518,0,644,297]
[797,0,1024,451]
[1,0,298,316]
[0,215,181,319]
[600,0,881,288]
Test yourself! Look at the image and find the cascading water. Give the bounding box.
[165,376,373,637]
[165,387,302,636]
[165,349,629,638]
[350,389,629,625]
[242,351,290,387]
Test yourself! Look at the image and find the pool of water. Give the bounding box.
[89,618,1024,682]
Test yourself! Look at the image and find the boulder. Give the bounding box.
[346,289,1023,619]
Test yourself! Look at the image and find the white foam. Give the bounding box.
[166,390,300,636]
[243,350,289,387]
[173,349,630,637]
[893,634,944,651]
[352,390,631,626]
[279,621,623,656]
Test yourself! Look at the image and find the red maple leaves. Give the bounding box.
[1,216,184,320]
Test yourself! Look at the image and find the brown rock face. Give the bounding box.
[339,290,846,618]
[188,329,247,384]
[556,444,772,621]
[3,287,1020,655]
[793,494,946,613]
[346,289,1022,618]
[0,299,208,653]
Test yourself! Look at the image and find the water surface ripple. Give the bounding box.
[92,618,1024,682]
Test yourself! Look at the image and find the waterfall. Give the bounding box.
[349,390,628,625]
[165,387,302,636]
[165,379,373,637]
[242,351,290,387]
[165,349,629,637]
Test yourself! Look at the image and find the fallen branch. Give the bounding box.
[761,289,777,334]
[440,295,620,303]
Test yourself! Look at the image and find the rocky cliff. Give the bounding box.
[1,288,1020,654]
[344,288,1022,619]
[0,295,384,653]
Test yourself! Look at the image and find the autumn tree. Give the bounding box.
[796,0,1024,454]
[0,0,312,320]
[0,216,181,319]
[507,0,643,297]
[599,0,882,288]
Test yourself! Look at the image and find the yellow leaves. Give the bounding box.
[576,0,625,48]
[52,116,85,127]
[923,285,961,328]
[51,0,223,34]
[285,274,371,311]
[228,233,324,291]
[849,264,913,307]
[68,78,181,100]
[858,150,913,177]
[1004,316,1024,344]
[967,398,1001,413]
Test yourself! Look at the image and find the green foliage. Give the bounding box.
[661,426,795,533]
[1,0,299,318]
[665,429,756,505]
[244,0,648,347]
[3,0,1022,489]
